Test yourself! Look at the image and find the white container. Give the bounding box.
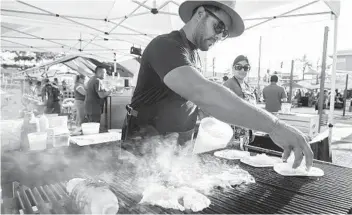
[47,127,70,147]
[108,129,122,140]
[28,132,47,151]
[39,114,49,132]
[82,123,100,135]
[193,117,233,154]
[281,103,292,114]
[48,116,68,128]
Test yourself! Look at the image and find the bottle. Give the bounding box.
[20,112,40,151]
[29,112,40,132]
[66,178,119,214]
[39,114,49,132]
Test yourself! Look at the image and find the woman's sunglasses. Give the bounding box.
[234,64,251,72]
[204,8,229,40]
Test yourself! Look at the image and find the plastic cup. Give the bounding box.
[28,132,47,151]
[282,103,292,113]
[193,117,233,154]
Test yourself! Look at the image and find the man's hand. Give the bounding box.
[269,120,313,170]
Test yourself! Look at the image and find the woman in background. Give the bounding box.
[74,74,86,126]
[223,55,257,143]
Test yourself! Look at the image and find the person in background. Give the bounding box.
[84,66,113,124]
[74,74,86,126]
[263,75,287,112]
[316,90,328,111]
[223,55,256,142]
[53,78,59,86]
[62,80,67,91]
[222,75,229,82]
[295,89,302,104]
[34,81,42,98]
[42,79,61,114]
[25,80,33,95]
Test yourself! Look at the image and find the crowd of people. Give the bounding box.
[23,66,117,128]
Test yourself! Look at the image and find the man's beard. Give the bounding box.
[195,20,211,51]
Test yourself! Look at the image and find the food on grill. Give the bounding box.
[139,184,210,212]
[214,149,250,160]
[274,163,324,177]
[66,178,119,214]
[190,168,255,193]
[240,153,282,167]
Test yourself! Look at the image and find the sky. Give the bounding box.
[205,0,352,77]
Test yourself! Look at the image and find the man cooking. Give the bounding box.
[122,0,313,170]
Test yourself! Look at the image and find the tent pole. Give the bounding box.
[243,11,331,21]
[257,36,262,92]
[289,60,294,103]
[343,74,348,116]
[114,53,117,79]
[328,15,339,149]
[318,26,329,133]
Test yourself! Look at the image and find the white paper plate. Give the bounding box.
[274,163,324,177]
[240,155,282,168]
[214,149,250,160]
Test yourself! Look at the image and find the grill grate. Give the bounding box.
[4,150,352,214]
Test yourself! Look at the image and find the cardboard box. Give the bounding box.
[277,113,319,138]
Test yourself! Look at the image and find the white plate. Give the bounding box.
[240,155,282,168]
[214,149,250,160]
[274,163,324,177]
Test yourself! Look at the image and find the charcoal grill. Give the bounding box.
[1,143,352,214]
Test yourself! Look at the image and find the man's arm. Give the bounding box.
[164,66,277,133]
[98,90,112,99]
[94,80,112,98]
[76,85,86,96]
[164,66,313,170]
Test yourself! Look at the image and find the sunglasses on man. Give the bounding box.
[234,64,251,72]
[204,8,229,40]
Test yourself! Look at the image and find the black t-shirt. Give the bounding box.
[130,30,201,134]
[85,76,105,115]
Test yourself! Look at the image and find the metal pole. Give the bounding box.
[212,58,215,77]
[257,36,262,92]
[289,60,294,103]
[328,15,339,152]
[318,26,329,133]
[114,53,117,79]
[245,0,320,31]
[343,74,349,116]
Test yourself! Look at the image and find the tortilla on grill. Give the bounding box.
[214,149,250,160]
[139,184,210,212]
[274,162,324,177]
[240,154,282,167]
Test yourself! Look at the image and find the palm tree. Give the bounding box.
[298,54,313,80]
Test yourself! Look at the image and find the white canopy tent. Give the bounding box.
[1,0,341,148]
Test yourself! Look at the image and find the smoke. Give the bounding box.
[1,143,124,188]
[123,133,255,196]
[2,131,254,203]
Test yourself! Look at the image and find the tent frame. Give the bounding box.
[1,0,341,151]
